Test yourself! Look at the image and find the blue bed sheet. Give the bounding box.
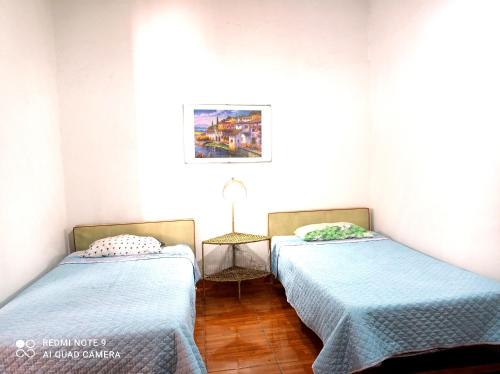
[0,245,207,374]
[272,236,500,373]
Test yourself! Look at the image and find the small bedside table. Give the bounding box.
[202,232,271,300]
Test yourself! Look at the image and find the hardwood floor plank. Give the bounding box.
[279,361,315,374]
[237,363,282,374]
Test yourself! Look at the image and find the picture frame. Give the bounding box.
[183,104,272,163]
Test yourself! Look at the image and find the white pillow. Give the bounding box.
[83,234,162,257]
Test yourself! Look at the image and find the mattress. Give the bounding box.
[272,236,500,374]
[0,245,207,374]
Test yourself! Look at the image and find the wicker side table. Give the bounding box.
[202,232,271,300]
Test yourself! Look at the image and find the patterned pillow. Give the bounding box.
[82,235,162,257]
[294,222,374,241]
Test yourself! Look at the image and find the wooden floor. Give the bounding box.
[195,279,500,374]
[196,279,321,373]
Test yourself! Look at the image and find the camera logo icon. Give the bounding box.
[15,340,36,358]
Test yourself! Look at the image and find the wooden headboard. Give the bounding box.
[73,219,196,253]
[268,208,371,237]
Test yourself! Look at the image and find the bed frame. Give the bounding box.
[73,219,196,254]
[268,207,371,237]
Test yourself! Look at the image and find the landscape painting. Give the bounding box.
[184,104,271,163]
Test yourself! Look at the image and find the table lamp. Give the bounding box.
[222,177,247,233]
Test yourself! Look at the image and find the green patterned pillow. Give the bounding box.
[294,222,373,241]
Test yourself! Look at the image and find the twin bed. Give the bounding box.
[1,210,499,374]
[269,208,500,373]
[0,220,206,374]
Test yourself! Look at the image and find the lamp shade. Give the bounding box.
[222,178,247,202]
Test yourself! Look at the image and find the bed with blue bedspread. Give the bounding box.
[272,235,500,374]
[0,245,206,373]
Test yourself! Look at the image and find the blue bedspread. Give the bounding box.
[272,236,500,374]
[0,245,207,373]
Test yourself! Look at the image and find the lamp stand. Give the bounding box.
[231,202,235,233]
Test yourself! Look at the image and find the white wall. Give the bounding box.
[2,0,497,300]
[53,0,370,261]
[0,0,67,303]
[53,0,142,230]
[368,0,500,279]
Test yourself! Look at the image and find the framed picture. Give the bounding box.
[183,104,272,163]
